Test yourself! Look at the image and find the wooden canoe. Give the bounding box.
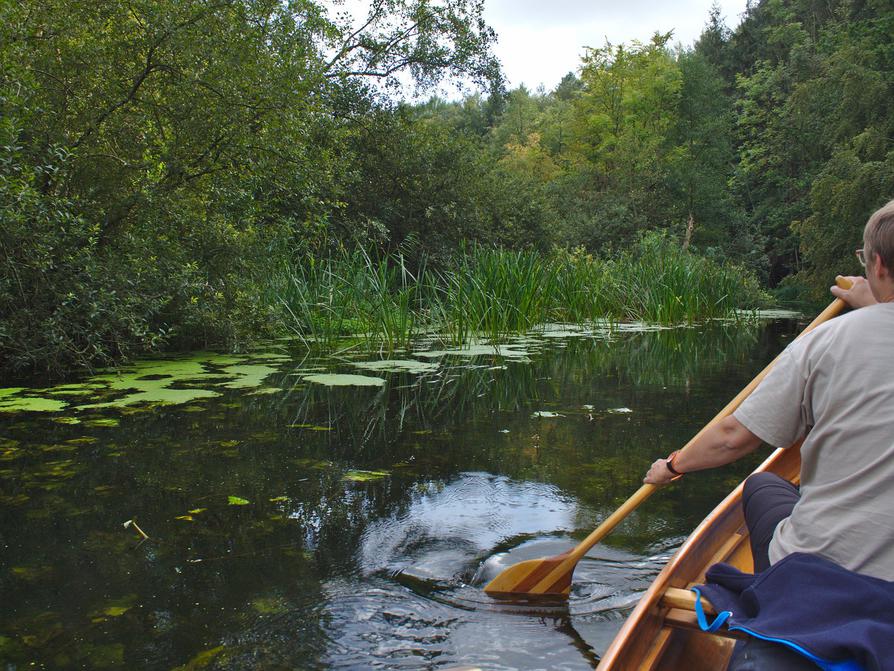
[596,441,803,670]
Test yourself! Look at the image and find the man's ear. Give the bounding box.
[874,251,892,280]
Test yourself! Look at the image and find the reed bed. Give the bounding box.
[276,233,768,352]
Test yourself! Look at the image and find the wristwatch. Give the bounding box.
[665,450,684,477]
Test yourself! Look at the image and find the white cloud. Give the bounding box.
[320,1,750,97]
[483,0,750,91]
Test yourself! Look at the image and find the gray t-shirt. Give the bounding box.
[733,303,894,581]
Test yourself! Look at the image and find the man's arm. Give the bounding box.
[643,415,764,485]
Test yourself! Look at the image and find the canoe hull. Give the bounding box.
[596,443,802,670]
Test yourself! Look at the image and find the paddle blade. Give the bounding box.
[483,553,573,596]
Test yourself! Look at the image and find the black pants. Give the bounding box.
[742,471,800,573]
[728,472,813,671]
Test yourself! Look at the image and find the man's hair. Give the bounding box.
[865,199,894,270]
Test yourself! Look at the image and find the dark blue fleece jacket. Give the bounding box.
[693,552,894,671]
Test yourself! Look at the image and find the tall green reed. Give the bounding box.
[274,233,768,353]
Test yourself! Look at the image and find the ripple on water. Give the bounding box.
[321,575,601,670]
[359,472,578,579]
[336,471,675,667]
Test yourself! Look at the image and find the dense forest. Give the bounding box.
[2,0,893,377]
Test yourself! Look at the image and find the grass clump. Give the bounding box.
[275,232,769,353]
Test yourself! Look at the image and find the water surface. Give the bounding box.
[0,319,801,669]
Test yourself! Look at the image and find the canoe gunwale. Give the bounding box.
[596,443,802,670]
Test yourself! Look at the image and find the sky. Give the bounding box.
[482,0,750,92]
[325,0,751,96]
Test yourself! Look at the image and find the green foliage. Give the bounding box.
[611,231,770,323]
[276,238,768,351]
[703,1,894,291]
[7,0,887,376]
[0,0,501,377]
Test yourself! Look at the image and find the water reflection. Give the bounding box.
[0,319,798,670]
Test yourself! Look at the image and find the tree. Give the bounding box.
[0,0,503,375]
[667,51,759,266]
[323,0,502,94]
[569,33,682,246]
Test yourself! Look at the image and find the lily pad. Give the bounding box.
[538,324,591,338]
[615,322,671,333]
[416,344,530,359]
[301,374,386,387]
[531,411,564,418]
[70,353,282,410]
[218,364,278,389]
[0,387,26,400]
[78,385,220,409]
[53,417,82,425]
[172,645,226,671]
[228,496,250,506]
[343,469,390,482]
[84,418,120,427]
[251,596,289,615]
[0,394,68,413]
[752,309,804,319]
[352,359,440,374]
[249,387,282,395]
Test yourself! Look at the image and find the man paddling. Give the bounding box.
[644,199,894,669]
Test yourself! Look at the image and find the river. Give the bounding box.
[0,317,801,669]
